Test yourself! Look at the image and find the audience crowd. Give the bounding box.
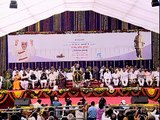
[0,97,159,120]
[0,63,159,90]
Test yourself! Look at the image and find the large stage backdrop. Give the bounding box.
[8,32,151,63]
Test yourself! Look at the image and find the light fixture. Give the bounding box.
[10,0,17,9]
[152,0,160,7]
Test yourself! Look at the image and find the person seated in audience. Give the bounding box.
[20,70,29,90]
[112,69,120,87]
[103,68,112,86]
[101,107,114,120]
[88,101,97,120]
[29,71,38,89]
[40,70,48,88]
[120,68,129,87]
[75,102,85,120]
[119,100,129,110]
[144,69,153,86]
[13,70,21,90]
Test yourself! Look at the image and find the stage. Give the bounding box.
[0,87,159,108]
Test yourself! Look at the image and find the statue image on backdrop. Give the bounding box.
[134,31,145,59]
[13,39,36,62]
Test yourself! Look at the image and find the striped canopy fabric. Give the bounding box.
[0,0,159,37]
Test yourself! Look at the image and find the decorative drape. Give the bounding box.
[0,88,159,107]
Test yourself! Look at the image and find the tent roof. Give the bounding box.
[0,0,159,37]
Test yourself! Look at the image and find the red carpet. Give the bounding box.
[31,97,158,105]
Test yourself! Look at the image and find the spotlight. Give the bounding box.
[152,0,160,7]
[10,0,17,9]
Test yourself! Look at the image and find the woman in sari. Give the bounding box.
[13,71,21,90]
[4,71,12,90]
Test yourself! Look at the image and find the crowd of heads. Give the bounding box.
[0,96,159,120]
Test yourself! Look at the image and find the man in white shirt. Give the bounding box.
[0,76,3,89]
[34,68,41,80]
[137,69,145,86]
[144,69,153,86]
[152,67,159,87]
[99,66,105,80]
[20,70,29,90]
[128,69,137,86]
[112,70,120,86]
[33,99,42,108]
[48,71,57,88]
[121,68,129,87]
[104,69,112,86]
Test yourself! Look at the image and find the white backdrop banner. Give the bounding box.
[8,32,151,63]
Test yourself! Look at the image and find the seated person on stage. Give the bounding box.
[57,71,66,89]
[0,76,3,89]
[48,71,57,88]
[29,71,38,89]
[83,69,92,87]
[112,69,120,87]
[40,70,48,88]
[120,68,129,87]
[152,67,159,87]
[20,70,29,90]
[144,69,153,86]
[103,68,112,86]
[137,69,145,87]
[99,65,105,81]
[13,70,21,90]
[66,70,73,80]
[4,71,12,90]
[72,70,83,88]
[128,69,137,86]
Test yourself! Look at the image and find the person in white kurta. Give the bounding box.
[112,70,120,86]
[121,69,129,87]
[14,39,35,62]
[144,70,153,86]
[128,70,137,85]
[137,69,145,86]
[152,67,159,87]
[99,66,105,80]
[103,69,112,86]
[48,71,57,88]
[0,76,3,89]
